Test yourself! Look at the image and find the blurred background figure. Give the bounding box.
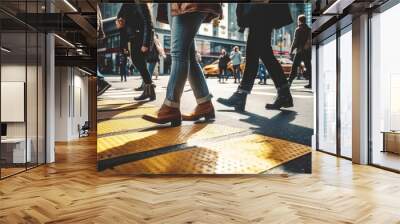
[258,61,267,85]
[97,4,111,96]
[195,50,203,68]
[288,14,312,89]
[119,49,128,82]
[230,46,242,83]
[218,49,230,83]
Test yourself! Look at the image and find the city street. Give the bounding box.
[97,74,312,174]
[103,74,313,145]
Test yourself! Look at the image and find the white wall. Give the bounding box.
[1,64,34,138]
[54,67,89,141]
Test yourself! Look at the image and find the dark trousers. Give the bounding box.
[259,72,267,83]
[120,64,127,81]
[289,50,311,81]
[219,67,227,81]
[129,37,152,84]
[233,64,241,82]
[240,26,287,92]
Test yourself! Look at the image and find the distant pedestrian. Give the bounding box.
[288,14,312,89]
[97,4,111,96]
[119,49,128,82]
[230,46,242,83]
[218,49,230,83]
[148,34,166,79]
[195,50,203,67]
[258,62,267,85]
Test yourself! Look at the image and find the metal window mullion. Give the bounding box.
[367,10,373,165]
[0,19,2,179]
[36,0,39,167]
[315,44,320,151]
[25,0,28,171]
[336,29,341,157]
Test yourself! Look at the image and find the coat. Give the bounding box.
[230,51,242,66]
[117,3,154,48]
[236,3,293,29]
[290,24,312,54]
[157,3,222,24]
[218,54,231,68]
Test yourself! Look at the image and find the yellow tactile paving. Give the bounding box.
[97,99,133,106]
[97,117,156,136]
[97,87,311,174]
[97,124,244,160]
[98,107,158,121]
[97,103,154,111]
[110,134,311,174]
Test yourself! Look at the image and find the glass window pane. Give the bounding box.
[1,31,28,177]
[27,31,38,169]
[38,32,45,165]
[371,4,400,171]
[318,36,337,154]
[340,28,352,158]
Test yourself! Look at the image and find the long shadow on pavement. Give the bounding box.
[218,109,313,146]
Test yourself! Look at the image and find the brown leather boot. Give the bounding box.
[142,104,182,127]
[182,101,215,121]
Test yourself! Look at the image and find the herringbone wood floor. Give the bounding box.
[1,136,400,224]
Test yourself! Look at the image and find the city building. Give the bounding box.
[98,3,247,75]
[98,3,308,76]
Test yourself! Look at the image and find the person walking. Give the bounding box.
[136,34,166,90]
[195,50,203,68]
[288,14,312,89]
[218,3,293,111]
[230,46,242,83]
[116,3,155,101]
[119,49,128,82]
[97,4,111,96]
[143,3,222,126]
[258,62,267,85]
[218,49,230,83]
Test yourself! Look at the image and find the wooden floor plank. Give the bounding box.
[1,138,400,223]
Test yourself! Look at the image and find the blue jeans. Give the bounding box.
[233,64,241,81]
[147,62,157,79]
[164,12,212,108]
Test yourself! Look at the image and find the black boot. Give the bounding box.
[265,85,293,110]
[134,83,144,91]
[97,80,111,96]
[287,75,296,88]
[134,84,156,101]
[217,90,247,112]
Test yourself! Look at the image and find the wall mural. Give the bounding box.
[96,2,313,174]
